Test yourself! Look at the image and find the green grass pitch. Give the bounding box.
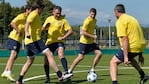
[0,54,149,84]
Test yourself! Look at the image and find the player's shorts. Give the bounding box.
[79,43,100,55]
[26,40,47,56]
[47,42,65,53]
[7,38,20,53]
[115,49,142,62]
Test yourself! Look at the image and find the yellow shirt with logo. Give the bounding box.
[8,13,27,43]
[80,16,97,44]
[43,16,71,45]
[116,14,146,52]
[24,10,42,45]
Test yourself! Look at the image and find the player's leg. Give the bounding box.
[69,43,87,73]
[129,54,149,84]
[44,55,50,83]
[1,38,20,82]
[110,49,123,84]
[2,50,17,81]
[90,50,102,72]
[44,48,72,80]
[110,56,121,84]
[69,54,84,73]
[57,43,68,74]
[16,56,35,84]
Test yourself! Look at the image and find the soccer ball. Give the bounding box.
[87,72,98,82]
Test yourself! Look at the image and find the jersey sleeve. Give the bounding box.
[63,19,71,31]
[12,14,23,25]
[116,20,127,37]
[27,12,36,23]
[82,18,89,31]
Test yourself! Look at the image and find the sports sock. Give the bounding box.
[112,81,118,84]
[139,70,145,78]
[61,58,68,73]
[90,68,95,72]
[44,64,49,79]
[56,71,62,78]
[18,75,24,83]
[6,70,11,75]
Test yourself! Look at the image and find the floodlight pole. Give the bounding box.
[108,19,111,48]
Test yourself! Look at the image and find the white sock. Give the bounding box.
[68,69,72,73]
[90,68,94,72]
[6,70,11,75]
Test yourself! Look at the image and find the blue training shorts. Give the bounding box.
[79,43,100,55]
[47,42,65,54]
[7,38,20,53]
[26,40,47,56]
[115,49,142,62]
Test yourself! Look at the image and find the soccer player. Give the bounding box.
[16,1,71,84]
[110,4,149,84]
[42,6,73,83]
[1,5,32,82]
[68,8,102,77]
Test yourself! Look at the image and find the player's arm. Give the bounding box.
[121,36,129,66]
[58,28,73,40]
[82,30,97,40]
[10,21,21,35]
[42,23,50,31]
[25,21,30,38]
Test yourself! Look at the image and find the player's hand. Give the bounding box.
[57,37,64,40]
[124,57,131,66]
[25,32,31,39]
[17,30,22,36]
[138,54,144,66]
[93,35,97,40]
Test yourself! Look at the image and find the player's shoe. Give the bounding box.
[62,73,73,80]
[140,75,149,84]
[16,81,24,84]
[44,78,50,83]
[1,72,15,82]
[5,74,16,82]
[1,72,6,78]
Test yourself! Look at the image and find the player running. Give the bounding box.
[16,1,71,84]
[110,4,149,84]
[42,5,73,83]
[68,8,102,78]
[1,5,32,82]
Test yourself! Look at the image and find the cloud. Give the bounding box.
[62,8,114,26]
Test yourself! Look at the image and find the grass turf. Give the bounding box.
[0,54,149,84]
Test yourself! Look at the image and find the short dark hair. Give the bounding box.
[32,0,45,10]
[90,8,96,14]
[53,5,62,12]
[25,5,32,11]
[114,4,125,13]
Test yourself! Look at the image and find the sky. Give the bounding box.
[3,0,149,27]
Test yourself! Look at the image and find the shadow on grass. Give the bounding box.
[51,79,87,84]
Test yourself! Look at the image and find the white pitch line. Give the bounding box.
[1,63,149,82]
[23,66,149,82]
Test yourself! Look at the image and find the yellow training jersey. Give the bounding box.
[116,14,146,52]
[24,10,42,45]
[43,16,71,45]
[80,16,97,44]
[8,13,27,43]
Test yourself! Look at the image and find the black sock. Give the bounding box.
[56,70,62,78]
[18,75,24,83]
[44,64,50,79]
[139,70,145,78]
[61,58,68,73]
[112,81,118,84]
